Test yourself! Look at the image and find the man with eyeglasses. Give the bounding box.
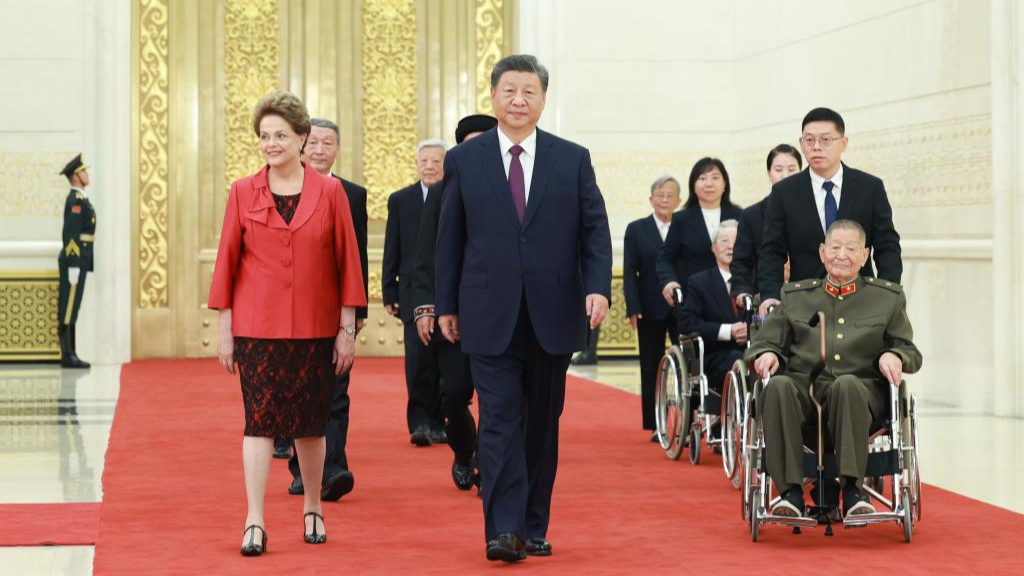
[757,108,902,318]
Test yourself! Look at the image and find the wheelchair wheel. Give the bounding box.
[902,486,913,543]
[656,349,687,460]
[722,363,746,488]
[740,394,755,521]
[750,490,761,542]
[909,394,922,522]
[688,423,702,465]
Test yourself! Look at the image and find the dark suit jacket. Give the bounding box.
[677,267,743,358]
[411,182,442,312]
[435,127,612,356]
[730,197,768,298]
[623,215,671,321]
[655,204,743,290]
[336,176,369,320]
[757,164,902,300]
[382,181,426,323]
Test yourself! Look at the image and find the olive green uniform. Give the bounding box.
[744,276,922,493]
[58,188,96,327]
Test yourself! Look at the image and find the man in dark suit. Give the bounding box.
[383,139,447,446]
[411,113,497,492]
[677,220,746,407]
[57,154,95,369]
[757,108,902,317]
[285,118,368,501]
[436,55,612,562]
[623,174,682,439]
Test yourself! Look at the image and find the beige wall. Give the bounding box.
[519,0,1006,413]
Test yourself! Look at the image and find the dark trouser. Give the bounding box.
[703,348,744,416]
[637,315,674,430]
[470,298,571,542]
[760,374,887,493]
[289,368,352,481]
[403,321,443,433]
[57,264,88,327]
[437,338,476,465]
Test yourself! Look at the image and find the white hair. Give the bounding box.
[417,139,447,156]
[712,219,739,243]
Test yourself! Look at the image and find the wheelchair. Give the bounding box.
[740,312,922,543]
[720,295,762,488]
[653,287,728,472]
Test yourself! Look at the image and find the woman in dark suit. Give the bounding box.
[208,91,367,556]
[623,175,682,439]
[655,157,742,306]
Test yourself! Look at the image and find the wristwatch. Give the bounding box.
[341,325,356,337]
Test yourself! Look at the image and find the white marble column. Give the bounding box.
[991,0,1024,417]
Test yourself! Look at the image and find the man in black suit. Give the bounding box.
[757,108,902,317]
[677,220,746,408]
[383,139,447,447]
[411,113,498,492]
[285,118,368,501]
[436,55,612,562]
[623,174,682,439]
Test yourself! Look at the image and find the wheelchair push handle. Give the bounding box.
[740,294,755,325]
[672,286,685,307]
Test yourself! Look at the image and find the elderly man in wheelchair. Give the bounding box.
[745,219,922,532]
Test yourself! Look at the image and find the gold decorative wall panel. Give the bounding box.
[137,0,170,309]
[475,0,505,114]
[224,0,280,191]
[597,268,638,357]
[0,271,60,361]
[0,152,78,219]
[363,0,418,220]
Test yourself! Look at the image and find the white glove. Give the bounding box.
[69,267,81,285]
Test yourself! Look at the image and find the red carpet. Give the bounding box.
[94,358,1024,575]
[0,503,100,546]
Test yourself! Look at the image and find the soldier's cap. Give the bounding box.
[455,114,498,144]
[59,154,89,179]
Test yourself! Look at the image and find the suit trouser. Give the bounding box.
[637,316,673,430]
[289,369,352,482]
[759,374,887,493]
[703,348,744,416]
[436,338,477,466]
[470,299,571,542]
[403,321,443,432]
[57,264,87,326]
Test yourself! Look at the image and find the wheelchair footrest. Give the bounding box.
[758,514,819,529]
[842,511,904,528]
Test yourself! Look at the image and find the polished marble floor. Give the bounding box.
[0,360,1021,575]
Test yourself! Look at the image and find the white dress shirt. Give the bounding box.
[419,181,429,202]
[653,214,672,242]
[809,164,844,233]
[701,207,721,242]
[496,127,537,203]
[717,267,733,341]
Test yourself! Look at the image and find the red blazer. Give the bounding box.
[208,163,367,338]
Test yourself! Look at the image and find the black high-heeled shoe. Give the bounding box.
[303,512,327,544]
[240,524,267,556]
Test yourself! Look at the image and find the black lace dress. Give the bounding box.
[234,192,335,438]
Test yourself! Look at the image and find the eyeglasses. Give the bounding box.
[652,193,680,200]
[800,135,842,149]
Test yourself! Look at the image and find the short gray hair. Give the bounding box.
[490,54,550,92]
[712,219,739,243]
[310,118,340,140]
[417,139,447,156]
[825,219,867,245]
[650,174,681,196]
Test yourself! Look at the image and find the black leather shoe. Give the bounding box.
[240,524,267,556]
[525,537,552,557]
[321,470,354,501]
[486,532,526,562]
[410,425,431,447]
[452,460,475,491]
[303,512,327,544]
[430,428,449,444]
[288,476,304,495]
[650,432,659,443]
[273,443,291,459]
[570,351,597,366]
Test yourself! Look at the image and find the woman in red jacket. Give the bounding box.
[208,91,366,556]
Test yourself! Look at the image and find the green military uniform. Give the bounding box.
[744,275,922,493]
[57,154,96,368]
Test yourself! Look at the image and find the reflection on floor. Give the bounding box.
[0,359,1021,575]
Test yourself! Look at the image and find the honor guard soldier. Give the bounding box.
[57,154,95,369]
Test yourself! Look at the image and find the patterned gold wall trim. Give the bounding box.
[475,0,505,114]
[0,152,78,220]
[362,0,418,220]
[0,271,60,361]
[597,267,638,357]
[224,0,280,194]
[137,0,170,309]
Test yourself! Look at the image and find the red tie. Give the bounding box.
[508,145,526,224]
